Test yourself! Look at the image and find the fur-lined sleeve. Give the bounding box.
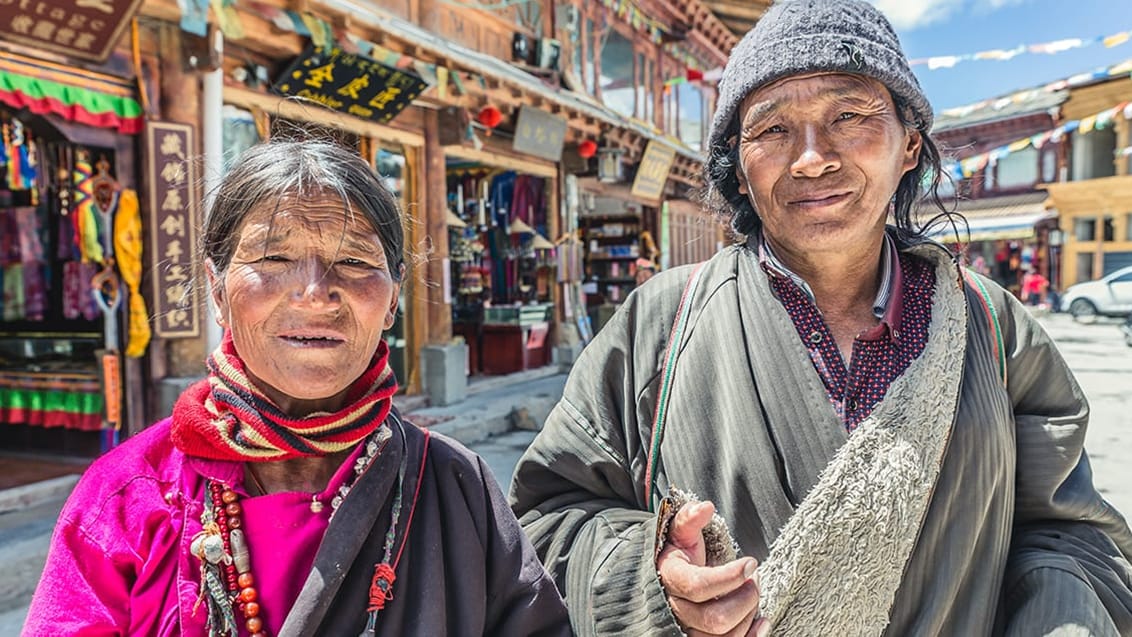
[985,278,1132,635]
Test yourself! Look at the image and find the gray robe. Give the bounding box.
[510,239,1132,636]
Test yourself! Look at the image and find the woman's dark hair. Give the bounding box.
[203,139,405,281]
[700,92,959,245]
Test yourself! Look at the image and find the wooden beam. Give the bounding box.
[442,144,558,178]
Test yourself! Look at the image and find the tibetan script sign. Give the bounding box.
[630,139,676,202]
[0,0,143,62]
[274,46,427,124]
[146,121,200,339]
[512,105,566,163]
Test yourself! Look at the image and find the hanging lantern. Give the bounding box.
[578,139,598,159]
[476,105,503,135]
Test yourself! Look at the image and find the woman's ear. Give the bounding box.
[384,265,405,330]
[205,259,227,327]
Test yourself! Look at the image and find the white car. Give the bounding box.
[1059,265,1132,321]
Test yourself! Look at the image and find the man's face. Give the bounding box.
[735,73,922,260]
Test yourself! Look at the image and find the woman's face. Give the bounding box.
[209,194,400,415]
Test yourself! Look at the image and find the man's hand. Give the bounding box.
[657,501,770,636]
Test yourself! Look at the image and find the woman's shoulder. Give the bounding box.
[60,419,183,531]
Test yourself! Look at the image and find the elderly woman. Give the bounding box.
[511,1,1132,635]
[24,140,570,636]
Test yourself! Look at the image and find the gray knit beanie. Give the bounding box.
[708,0,932,150]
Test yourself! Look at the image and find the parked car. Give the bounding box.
[1059,265,1132,321]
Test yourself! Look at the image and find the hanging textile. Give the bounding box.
[113,189,151,357]
[72,153,104,264]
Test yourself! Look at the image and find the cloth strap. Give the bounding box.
[645,262,706,511]
[171,333,398,461]
[962,268,1007,386]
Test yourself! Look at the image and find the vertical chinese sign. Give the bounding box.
[0,0,144,63]
[146,121,200,338]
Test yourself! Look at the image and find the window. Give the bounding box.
[636,53,654,123]
[1075,217,1096,242]
[1070,127,1117,181]
[677,83,705,150]
[994,146,1038,189]
[1103,216,1115,242]
[600,29,635,117]
[1126,213,1132,241]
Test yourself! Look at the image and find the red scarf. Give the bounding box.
[171,334,398,461]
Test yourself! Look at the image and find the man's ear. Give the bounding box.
[902,129,923,173]
[205,259,227,327]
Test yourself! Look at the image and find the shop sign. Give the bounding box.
[146,121,200,339]
[512,105,566,162]
[630,139,676,202]
[0,0,143,63]
[273,46,427,125]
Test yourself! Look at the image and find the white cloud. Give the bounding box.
[869,0,1028,31]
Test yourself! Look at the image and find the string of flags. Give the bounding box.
[939,58,1132,120]
[596,0,665,45]
[946,102,1132,180]
[911,27,1131,70]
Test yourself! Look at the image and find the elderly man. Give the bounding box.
[510,1,1132,635]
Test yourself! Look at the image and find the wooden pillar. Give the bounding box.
[157,23,207,381]
[423,109,452,345]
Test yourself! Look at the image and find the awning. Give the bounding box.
[0,52,143,135]
[920,193,1055,243]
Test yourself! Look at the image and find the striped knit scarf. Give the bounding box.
[171,334,398,461]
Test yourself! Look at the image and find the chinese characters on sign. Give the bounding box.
[274,46,427,124]
[146,121,200,338]
[512,105,567,162]
[630,139,676,202]
[0,0,144,62]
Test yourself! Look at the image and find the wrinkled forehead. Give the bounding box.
[238,193,378,239]
[738,72,892,114]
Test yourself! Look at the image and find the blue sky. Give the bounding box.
[870,0,1132,111]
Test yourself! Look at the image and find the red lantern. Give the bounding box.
[578,139,598,159]
[686,67,704,82]
[476,105,503,135]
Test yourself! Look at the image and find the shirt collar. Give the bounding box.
[756,231,905,339]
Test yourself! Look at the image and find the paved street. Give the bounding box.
[1,311,1130,634]
[1035,313,1132,516]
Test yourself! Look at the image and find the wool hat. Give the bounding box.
[708,0,932,151]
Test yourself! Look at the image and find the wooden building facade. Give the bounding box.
[0,0,754,463]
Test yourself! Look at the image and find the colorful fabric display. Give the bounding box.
[0,371,104,431]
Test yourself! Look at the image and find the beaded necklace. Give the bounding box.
[192,424,392,636]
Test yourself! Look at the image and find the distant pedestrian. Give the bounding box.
[24,140,569,637]
[1022,267,1050,306]
[510,1,1132,635]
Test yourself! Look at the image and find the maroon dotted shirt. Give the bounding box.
[760,237,937,432]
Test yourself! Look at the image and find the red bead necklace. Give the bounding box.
[209,482,267,637]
